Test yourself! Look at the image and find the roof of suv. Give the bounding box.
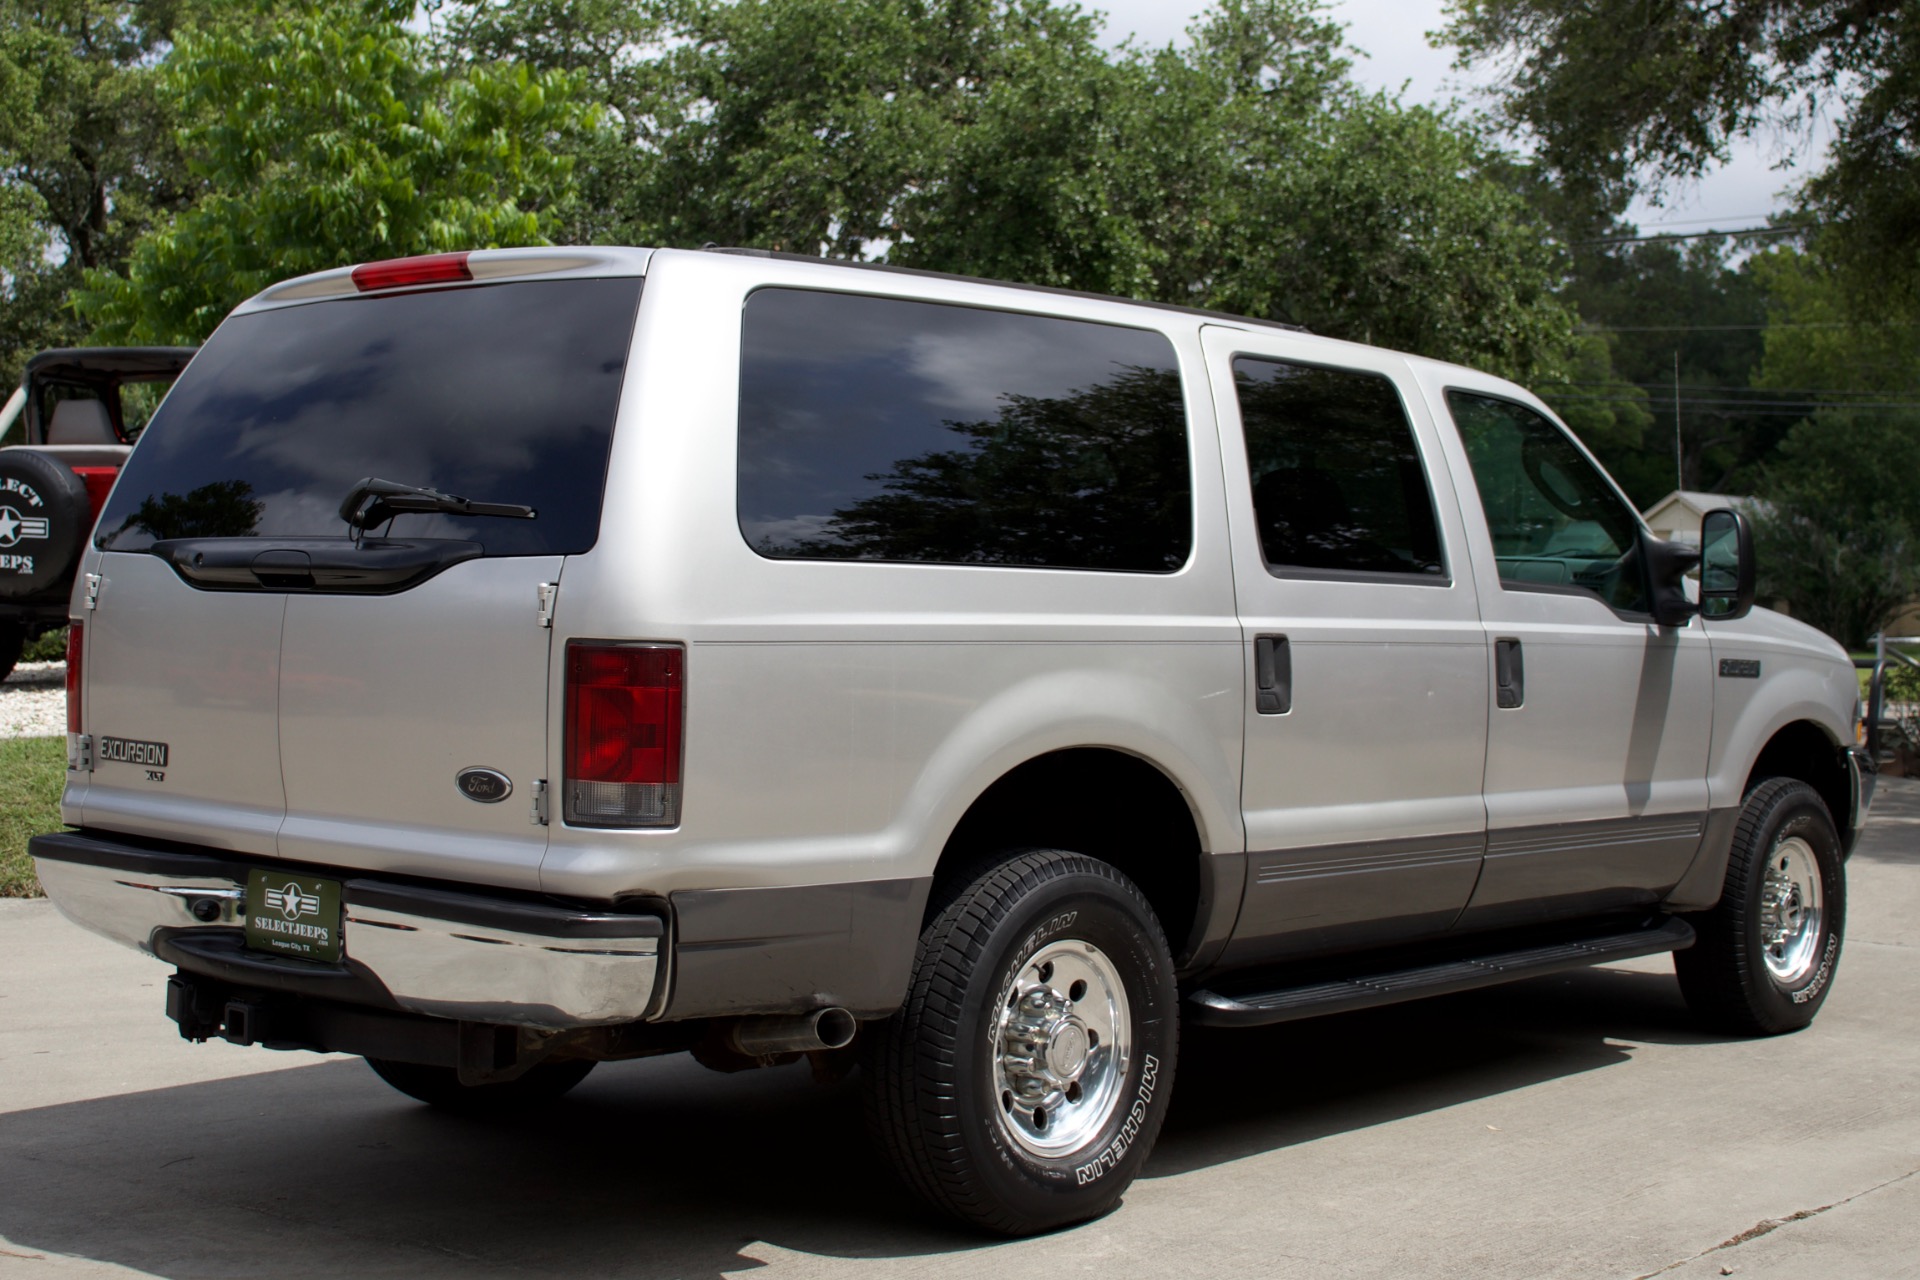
[240,245,1313,339]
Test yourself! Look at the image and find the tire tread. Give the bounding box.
[866,850,1168,1233]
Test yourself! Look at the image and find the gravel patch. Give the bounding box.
[2,661,66,739]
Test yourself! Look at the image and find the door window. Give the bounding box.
[1446,390,1649,614]
[1232,356,1445,580]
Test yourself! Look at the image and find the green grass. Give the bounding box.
[1,736,64,897]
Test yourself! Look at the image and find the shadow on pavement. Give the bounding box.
[1851,775,1920,866]
[0,962,1704,1278]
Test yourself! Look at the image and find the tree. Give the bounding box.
[1442,0,1920,309]
[1535,234,1789,506]
[465,0,1587,383]
[1752,409,1920,648]
[1736,245,1920,645]
[76,0,601,344]
[0,0,197,386]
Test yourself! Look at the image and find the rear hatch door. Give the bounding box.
[88,272,643,887]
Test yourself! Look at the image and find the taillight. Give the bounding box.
[349,251,472,292]
[564,642,683,827]
[65,622,81,736]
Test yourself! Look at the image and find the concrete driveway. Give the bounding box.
[4,784,1918,1279]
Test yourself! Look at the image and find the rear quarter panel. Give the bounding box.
[538,250,1246,901]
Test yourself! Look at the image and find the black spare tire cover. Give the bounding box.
[0,448,93,599]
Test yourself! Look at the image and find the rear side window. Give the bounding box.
[738,289,1192,573]
[95,278,643,555]
[1232,357,1445,579]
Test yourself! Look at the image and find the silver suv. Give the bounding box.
[33,247,1873,1234]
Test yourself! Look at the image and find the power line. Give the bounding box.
[1546,395,1920,409]
[1543,381,1920,397]
[1576,321,1920,332]
[1635,212,1776,230]
[1573,226,1803,247]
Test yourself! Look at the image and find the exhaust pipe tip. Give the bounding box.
[725,1007,858,1057]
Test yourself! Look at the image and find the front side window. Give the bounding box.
[1446,390,1649,614]
[738,289,1192,573]
[1232,356,1445,580]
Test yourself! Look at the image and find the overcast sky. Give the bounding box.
[1089,0,1829,232]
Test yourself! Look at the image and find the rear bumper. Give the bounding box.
[30,830,665,1030]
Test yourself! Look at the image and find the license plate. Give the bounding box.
[244,869,343,963]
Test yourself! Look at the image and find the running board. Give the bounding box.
[1186,917,1695,1028]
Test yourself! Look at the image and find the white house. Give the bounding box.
[1642,490,1760,547]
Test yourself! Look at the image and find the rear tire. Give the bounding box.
[1675,778,1846,1035]
[865,850,1178,1235]
[365,1057,596,1113]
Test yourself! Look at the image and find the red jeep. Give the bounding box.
[0,347,197,678]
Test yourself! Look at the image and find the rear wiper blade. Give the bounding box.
[339,476,537,538]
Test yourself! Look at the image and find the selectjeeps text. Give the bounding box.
[32,246,1874,1234]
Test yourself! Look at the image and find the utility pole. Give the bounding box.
[1673,350,1683,491]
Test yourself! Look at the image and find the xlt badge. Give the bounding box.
[456,767,513,803]
[97,736,169,767]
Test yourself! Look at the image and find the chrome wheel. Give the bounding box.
[991,937,1131,1158]
[1759,835,1825,985]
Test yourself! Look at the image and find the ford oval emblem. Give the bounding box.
[456,767,513,804]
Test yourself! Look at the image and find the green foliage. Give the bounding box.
[77,0,602,344]
[436,0,1583,383]
[22,629,66,663]
[1752,409,1920,648]
[1443,0,1920,308]
[0,0,195,387]
[1739,247,1920,645]
[1749,247,1920,400]
[1539,235,1783,507]
[0,735,65,898]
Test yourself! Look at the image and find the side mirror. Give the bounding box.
[1643,532,1702,628]
[1699,506,1756,621]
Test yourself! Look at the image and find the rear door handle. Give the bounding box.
[1255,634,1291,715]
[1495,637,1524,709]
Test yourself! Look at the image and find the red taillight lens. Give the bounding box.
[564,642,683,827]
[349,252,472,292]
[65,622,81,736]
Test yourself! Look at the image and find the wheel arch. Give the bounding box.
[927,745,1229,969]
[1746,718,1854,843]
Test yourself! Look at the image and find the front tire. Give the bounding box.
[365,1057,596,1113]
[865,850,1178,1235]
[1675,778,1846,1035]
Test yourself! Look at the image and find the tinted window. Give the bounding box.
[738,289,1191,572]
[1232,357,1444,578]
[96,278,643,555]
[1445,390,1649,613]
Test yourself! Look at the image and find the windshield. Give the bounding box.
[96,277,643,555]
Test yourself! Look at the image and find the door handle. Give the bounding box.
[1255,634,1291,715]
[1495,637,1524,709]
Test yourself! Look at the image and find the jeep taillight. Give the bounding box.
[65,622,81,735]
[564,642,683,827]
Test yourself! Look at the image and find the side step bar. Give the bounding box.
[1186,917,1695,1028]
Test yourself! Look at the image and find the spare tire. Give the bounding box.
[0,448,92,599]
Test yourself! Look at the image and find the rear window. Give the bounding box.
[738,288,1192,573]
[95,278,643,555]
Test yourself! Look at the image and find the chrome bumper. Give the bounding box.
[31,832,665,1030]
